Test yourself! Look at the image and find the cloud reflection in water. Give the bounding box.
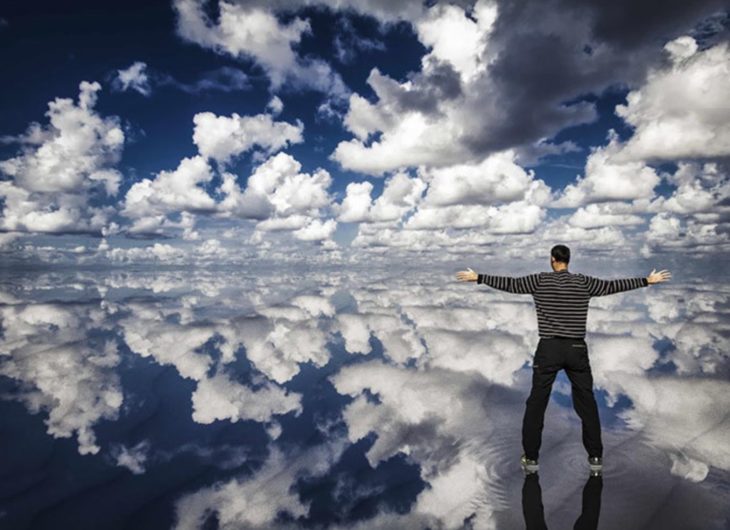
[0,268,728,529]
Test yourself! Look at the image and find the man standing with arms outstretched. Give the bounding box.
[456,245,671,474]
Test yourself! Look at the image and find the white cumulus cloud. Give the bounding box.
[614,36,730,163]
[0,81,124,235]
[192,111,303,164]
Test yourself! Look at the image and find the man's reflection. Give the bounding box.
[522,471,602,530]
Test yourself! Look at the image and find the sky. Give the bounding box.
[1,4,730,526]
[0,0,729,271]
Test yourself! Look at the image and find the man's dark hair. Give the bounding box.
[551,244,570,264]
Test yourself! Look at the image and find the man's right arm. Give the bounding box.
[477,273,542,294]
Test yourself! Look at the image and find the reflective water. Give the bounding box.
[1,267,728,529]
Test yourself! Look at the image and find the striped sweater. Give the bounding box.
[476,269,649,338]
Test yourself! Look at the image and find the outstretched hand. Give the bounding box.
[456,267,478,282]
[647,269,671,284]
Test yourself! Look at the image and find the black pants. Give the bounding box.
[522,337,602,460]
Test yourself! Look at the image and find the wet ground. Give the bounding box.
[1,266,728,529]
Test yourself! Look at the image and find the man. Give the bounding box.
[455,244,671,473]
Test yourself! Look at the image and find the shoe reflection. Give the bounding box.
[522,472,602,530]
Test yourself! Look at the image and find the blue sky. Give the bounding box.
[0,0,729,268]
[1,5,730,525]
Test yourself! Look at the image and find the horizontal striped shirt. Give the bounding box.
[476,269,649,338]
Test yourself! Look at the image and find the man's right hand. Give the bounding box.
[647,269,671,284]
[456,267,478,282]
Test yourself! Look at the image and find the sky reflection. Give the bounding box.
[0,268,728,529]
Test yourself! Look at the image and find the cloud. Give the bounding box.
[292,218,337,241]
[113,61,151,96]
[568,202,647,228]
[120,302,217,380]
[111,440,151,474]
[335,171,426,223]
[331,65,470,175]
[266,95,284,115]
[404,200,546,233]
[418,1,498,81]
[122,155,216,233]
[167,66,251,93]
[322,1,577,174]
[639,162,730,256]
[513,138,582,167]
[217,172,273,220]
[611,373,730,481]
[173,438,348,529]
[246,151,336,224]
[173,0,349,99]
[191,371,302,424]
[333,311,426,364]
[0,81,124,235]
[118,297,305,427]
[549,37,730,251]
[328,0,726,176]
[121,106,313,235]
[106,242,187,263]
[418,150,551,207]
[333,149,552,252]
[651,162,730,217]
[112,61,252,95]
[0,232,23,248]
[192,111,303,164]
[116,286,337,391]
[315,0,425,24]
[549,36,730,250]
[5,3,728,266]
[613,36,730,162]
[552,130,661,207]
[332,13,386,64]
[329,359,518,528]
[642,212,730,256]
[230,313,331,384]
[0,303,123,455]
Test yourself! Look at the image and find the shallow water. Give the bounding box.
[1,267,728,529]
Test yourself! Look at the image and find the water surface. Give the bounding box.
[1,267,728,529]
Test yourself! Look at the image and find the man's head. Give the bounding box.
[550,244,570,271]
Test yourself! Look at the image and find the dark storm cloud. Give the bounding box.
[459,0,729,157]
[558,0,728,49]
[389,59,464,115]
[690,11,730,48]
